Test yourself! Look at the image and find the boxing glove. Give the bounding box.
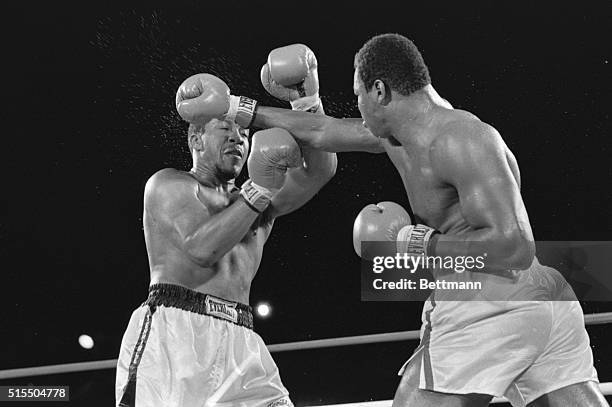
[260,44,322,113]
[176,73,257,128]
[353,202,412,258]
[241,128,302,213]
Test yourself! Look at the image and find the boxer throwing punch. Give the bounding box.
[181,35,606,407]
[115,44,336,407]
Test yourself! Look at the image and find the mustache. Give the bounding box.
[223,146,245,158]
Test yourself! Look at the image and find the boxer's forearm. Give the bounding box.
[291,99,338,182]
[266,147,337,218]
[184,199,260,266]
[252,106,328,148]
[301,145,337,179]
[429,229,535,271]
[252,107,384,153]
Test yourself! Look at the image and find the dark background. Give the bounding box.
[3,1,611,406]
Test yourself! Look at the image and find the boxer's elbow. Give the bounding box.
[190,251,218,268]
[304,153,337,183]
[310,159,336,190]
[512,237,536,270]
[321,154,338,180]
[184,238,218,267]
[494,230,535,270]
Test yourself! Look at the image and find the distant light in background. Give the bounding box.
[78,334,94,349]
[256,303,271,318]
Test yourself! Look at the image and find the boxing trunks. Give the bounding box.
[116,283,292,407]
[400,258,598,406]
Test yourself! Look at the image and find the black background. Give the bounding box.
[3,1,611,406]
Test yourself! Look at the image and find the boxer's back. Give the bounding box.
[143,168,272,303]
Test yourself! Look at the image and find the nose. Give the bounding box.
[228,127,244,144]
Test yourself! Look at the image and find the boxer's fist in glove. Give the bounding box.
[248,128,302,191]
[241,128,302,213]
[353,202,412,259]
[260,44,321,112]
[176,73,257,128]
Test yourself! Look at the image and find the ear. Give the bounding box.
[189,133,204,152]
[373,79,392,105]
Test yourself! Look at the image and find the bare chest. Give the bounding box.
[385,144,459,229]
[218,216,272,268]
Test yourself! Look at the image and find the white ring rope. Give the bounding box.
[270,311,612,352]
[0,311,610,380]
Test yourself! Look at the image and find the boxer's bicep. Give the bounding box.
[456,168,517,232]
[432,128,529,235]
[162,184,212,245]
[433,129,535,268]
[145,172,212,246]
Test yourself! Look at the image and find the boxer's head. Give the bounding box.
[188,118,249,181]
[354,34,431,137]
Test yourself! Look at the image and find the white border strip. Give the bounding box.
[307,382,612,406]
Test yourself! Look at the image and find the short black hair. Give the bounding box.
[355,33,431,96]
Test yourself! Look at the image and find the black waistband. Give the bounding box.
[144,283,254,329]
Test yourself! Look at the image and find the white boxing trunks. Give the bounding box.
[116,284,292,407]
[399,260,599,407]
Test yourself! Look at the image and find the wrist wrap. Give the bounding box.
[240,179,273,213]
[397,224,439,257]
[227,95,258,128]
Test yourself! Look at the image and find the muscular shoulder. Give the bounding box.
[429,118,505,180]
[144,168,198,208]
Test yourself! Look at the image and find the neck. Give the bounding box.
[189,159,233,191]
[388,85,450,138]
[423,85,453,109]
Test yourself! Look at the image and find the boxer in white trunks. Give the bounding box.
[177,34,607,407]
[116,44,336,407]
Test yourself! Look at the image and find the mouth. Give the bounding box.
[224,149,243,159]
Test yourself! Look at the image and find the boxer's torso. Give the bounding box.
[144,169,272,304]
[382,107,558,299]
[383,107,521,236]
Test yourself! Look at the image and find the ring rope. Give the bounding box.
[0,311,610,380]
[270,310,612,352]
